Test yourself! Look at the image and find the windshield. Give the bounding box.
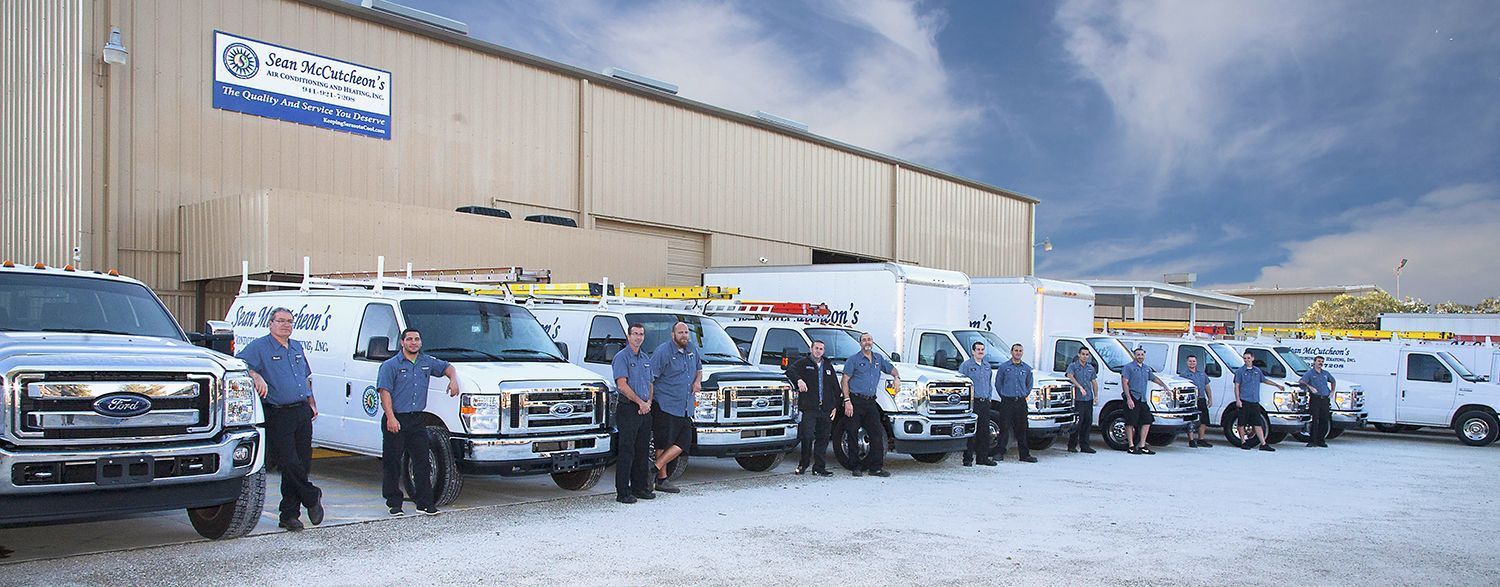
[805,327,889,363]
[625,312,747,365]
[1210,343,1246,369]
[0,272,185,339]
[1276,347,1311,376]
[954,329,1008,367]
[1439,352,1484,382]
[1087,337,1133,372]
[400,299,562,362]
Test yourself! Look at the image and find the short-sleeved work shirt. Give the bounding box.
[377,353,452,414]
[237,335,312,406]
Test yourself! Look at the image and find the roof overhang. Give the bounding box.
[1081,280,1255,313]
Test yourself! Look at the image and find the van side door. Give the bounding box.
[1397,352,1457,426]
[345,302,401,452]
[577,315,625,381]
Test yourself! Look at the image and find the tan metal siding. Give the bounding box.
[895,167,1032,276]
[587,85,894,260]
[595,219,706,286]
[708,234,812,268]
[2,0,89,267]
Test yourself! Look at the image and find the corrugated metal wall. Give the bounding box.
[709,234,812,268]
[595,219,707,286]
[895,167,1032,276]
[1,0,89,267]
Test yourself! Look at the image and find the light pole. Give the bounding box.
[1394,258,1408,300]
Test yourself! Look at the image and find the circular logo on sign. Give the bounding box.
[223,43,259,79]
[362,386,380,417]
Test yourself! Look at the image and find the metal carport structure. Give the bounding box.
[1080,280,1256,333]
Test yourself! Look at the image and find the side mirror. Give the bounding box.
[190,321,235,354]
[1438,370,1452,383]
[1206,364,1222,378]
[890,352,902,362]
[556,342,570,361]
[366,336,395,361]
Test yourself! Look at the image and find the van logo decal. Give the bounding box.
[93,393,153,417]
[362,386,380,416]
[752,397,770,409]
[947,393,962,405]
[550,402,575,417]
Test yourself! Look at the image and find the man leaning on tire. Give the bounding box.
[377,327,461,516]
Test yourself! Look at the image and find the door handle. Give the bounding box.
[346,382,353,398]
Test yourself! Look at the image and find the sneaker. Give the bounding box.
[813,469,834,477]
[1138,447,1156,455]
[1259,445,1276,452]
[655,479,681,493]
[869,469,891,478]
[1197,441,1213,448]
[1127,447,1140,455]
[616,494,637,504]
[1317,442,1330,448]
[1188,439,1199,448]
[1240,442,1252,450]
[977,459,997,466]
[278,518,305,531]
[1020,455,1038,463]
[633,490,657,500]
[307,497,325,526]
[852,469,865,477]
[1306,442,1317,448]
[1081,447,1097,454]
[419,507,440,516]
[389,507,404,517]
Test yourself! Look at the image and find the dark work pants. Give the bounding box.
[846,395,885,471]
[799,415,833,471]
[993,397,1030,459]
[965,397,994,461]
[1310,394,1332,443]
[382,412,433,510]
[1070,399,1094,450]
[264,402,320,522]
[616,404,653,496]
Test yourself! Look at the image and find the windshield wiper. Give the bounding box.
[703,352,748,365]
[496,348,563,362]
[42,328,138,336]
[424,346,505,361]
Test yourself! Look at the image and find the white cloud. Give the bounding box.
[464,0,981,166]
[1219,183,1500,303]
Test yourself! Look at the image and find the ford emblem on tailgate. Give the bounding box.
[550,402,575,417]
[93,393,153,417]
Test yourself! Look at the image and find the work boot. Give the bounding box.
[1197,440,1213,448]
[307,494,325,526]
[869,469,891,478]
[1189,439,1199,448]
[962,454,974,467]
[654,478,681,493]
[633,490,657,500]
[278,518,304,532]
[1019,455,1038,463]
[1259,444,1276,452]
[617,494,638,504]
[1081,446,1097,454]
[977,458,997,466]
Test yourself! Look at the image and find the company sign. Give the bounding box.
[212,30,392,140]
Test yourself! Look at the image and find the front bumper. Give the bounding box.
[1028,410,1077,437]
[0,427,263,497]
[692,422,798,458]
[1331,410,1367,429]
[1269,412,1312,433]
[891,413,977,442]
[1146,410,1197,434]
[459,431,613,476]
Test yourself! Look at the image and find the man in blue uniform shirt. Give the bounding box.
[840,332,900,477]
[1121,347,1170,455]
[1235,351,1286,452]
[649,322,701,494]
[1299,355,1337,448]
[958,341,997,467]
[377,327,460,515]
[1064,347,1098,454]
[612,323,656,503]
[993,343,1037,463]
[1179,355,1214,449]
[238,307,322,531]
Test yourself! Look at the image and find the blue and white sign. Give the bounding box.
[212,30,392,140]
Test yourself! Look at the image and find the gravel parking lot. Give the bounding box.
[5,429,1499,586]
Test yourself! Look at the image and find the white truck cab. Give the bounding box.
[227,275,615,503]
[969,277,1200,451]
[528,302,797,477]
[1277,338,1500,446]
[1,263,266,539]
[722,320,977,466]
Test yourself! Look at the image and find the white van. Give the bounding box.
[227,277,615,504]
[722,320,978,465]
[969,277,1201,451]
[1275,338,1500,446]
[527,302,797,477]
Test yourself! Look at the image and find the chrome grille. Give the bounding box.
[723,385,792,422]
[924,382,973,418]
[1170,386,1198,411]
[1043,384,1075,411]
[507,387,603,433]
[8,371,216,443]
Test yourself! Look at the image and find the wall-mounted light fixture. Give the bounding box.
[102,26,129,65]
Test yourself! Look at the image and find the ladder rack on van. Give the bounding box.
[239,257,531,298]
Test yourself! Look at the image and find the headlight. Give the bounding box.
[1272,391,1295,412]
[1027,389,1042,409]
[1150,388,1168,411]
[460,393,501,434]
[224,371,257,426]
[894,382,920,412]
[694,390,719,421]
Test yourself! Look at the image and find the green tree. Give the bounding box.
[1434,301,1475,313]
[1475,297,1500,313]
[1300,289,1429,328]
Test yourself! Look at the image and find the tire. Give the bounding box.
[1100,408,1130,451]
[1326,427,1345,439]
[832,414,882,470]
[648,437,689,481]
[735,452,785,472]
[1454,410,1499,447]
[1372,423,1402,433]
[404,425,463,507]
[552,467,604,491]
[911,452,949,464]
[188,470,266,540]
[1146,432,1175,447]
[1221,408,1270,445]
[1027,436,1057,451]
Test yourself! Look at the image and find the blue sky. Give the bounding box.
[396,0,1500,303]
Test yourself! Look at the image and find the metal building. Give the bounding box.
[2,0,1038,327]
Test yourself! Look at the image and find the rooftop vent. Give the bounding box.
[604,67,678,95]
[753,110,808,132]
[456,206,511,219]
[361,0,469,35]
[524,214,578,228]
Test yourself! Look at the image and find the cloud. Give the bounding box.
[450,0,982,166]
[1220,182,1500,303]
[1037,230,1200,279]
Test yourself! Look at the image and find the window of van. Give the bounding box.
[1086,337,1132,373]
[1177,344,1224,378]
[585,316,627,364]
[725,326,756,359]
[761,328,809,367]
[1133,342,1168,372]
[1406,353,1451,383]
[401,300,562,362]
[953,329,1008,367]
[917,333,962,370]
[354,303,399,360]
[804,327,885,364]
[1245,348,1287,378]
[1053,339,1085,372]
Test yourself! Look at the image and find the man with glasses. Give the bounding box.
[238,307,323,531]
[841,332,900,477]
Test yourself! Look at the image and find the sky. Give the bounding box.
[394,0,1500,303]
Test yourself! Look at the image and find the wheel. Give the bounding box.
[832,414,877,470]
[986,418,1002,454]
[1100,408,1130,451]
[1220,408,1270,445]
[1267,431,1289,445]
[1146,432,1175,447]
[911,452,949,464]
[404,425,463,507]
[1027,436,1057,451]
[735,452,785,472]
[648,437,689,481]
[1454,410,1499,446]
[1326,427,1345,439]
[552,467,604,491]
[188,470,266,540]
[1372,423,1402,433]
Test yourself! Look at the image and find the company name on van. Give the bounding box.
[969,314,993,332]
[1287,345,1356,369]
[233,304,335,332]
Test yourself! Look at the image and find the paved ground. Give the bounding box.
[4,429,1499,585]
